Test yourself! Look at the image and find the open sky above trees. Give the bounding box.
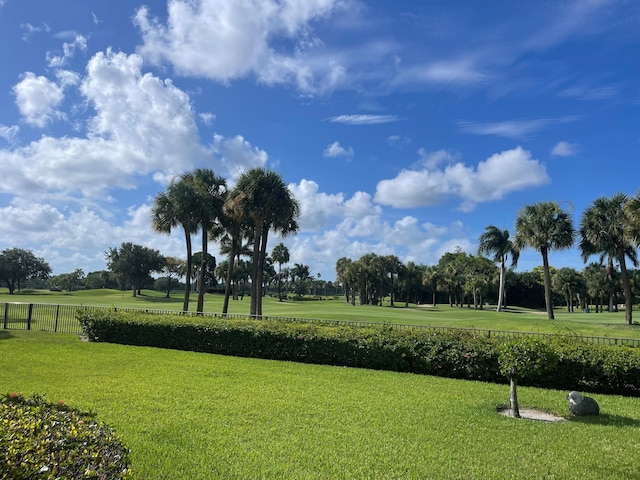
[1,0,639,280]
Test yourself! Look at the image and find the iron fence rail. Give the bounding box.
[2,301,639,347]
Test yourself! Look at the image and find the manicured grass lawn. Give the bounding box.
[2,330,639,479]
[2,288,640,340]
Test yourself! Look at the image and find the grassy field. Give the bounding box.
[2,288,640,340]
[2,330,640,479]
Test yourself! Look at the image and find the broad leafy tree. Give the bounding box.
[0,248,51,294]
[579,194,638,325]
[49,268,85,292]
[105,242,165,296]
[160,256,185,298]
[225,168,299,316]
[514,202,575,320]
[478,226,519,312]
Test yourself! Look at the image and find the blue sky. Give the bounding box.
[1,0,639,280]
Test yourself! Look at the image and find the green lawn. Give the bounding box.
[2,330,639,479]
[2,288,640,340]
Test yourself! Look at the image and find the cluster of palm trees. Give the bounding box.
[334,195,640,326]
[336,254,425,307]
[151,167,299,315]
[479,195,640,325]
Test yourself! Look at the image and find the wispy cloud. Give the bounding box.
[0,125,19,144]
[458,116,579,140]
[328,114,402,125]
[559,85,617,101]
[21,22,50,42]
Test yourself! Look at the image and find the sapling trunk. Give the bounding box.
[509,375,520,418]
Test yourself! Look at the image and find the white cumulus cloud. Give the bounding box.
[134,0,350,94]
[375,146,549,211]
[551,141,576,157]
[13,72,65,127]
[323,141,354,159]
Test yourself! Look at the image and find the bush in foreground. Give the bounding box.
[0,393,132,480]
[78,308,640,396]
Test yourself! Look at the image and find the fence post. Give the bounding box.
[54,305,60,333]
[3,303,8,329]
[27,303,33,330]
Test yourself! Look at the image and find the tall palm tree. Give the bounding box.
[184,169,227,313]
[291,262,311,296]
[225,168,299,316]
[514,201,575,320]
[151,177,199,312]
[422,265,440,306]
[271,243,290,301]
[336,257,354,304]
[217,210,252,314]
[580,194,638,325]
[478,226,519,312]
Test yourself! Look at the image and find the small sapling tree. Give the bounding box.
[498,338,558,418]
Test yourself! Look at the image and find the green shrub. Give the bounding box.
[0,393,132,480]
[78,308,640,396]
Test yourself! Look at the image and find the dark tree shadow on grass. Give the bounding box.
[0,330,15,340]
[569,413,640,427]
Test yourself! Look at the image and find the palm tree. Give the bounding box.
[218,211,252,314]
[551,267,582,313]
[422,265,440,306]
[225,168,299,316]
[151,177,199,312]
[336,257,353,303]
[514,201,575,320]
[271,243,290,301]
[580,194,638,325]
[291,263,311,296]
[478,226,519,312]
[184,169,227,313]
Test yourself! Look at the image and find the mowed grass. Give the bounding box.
[2,330,640,479]
[2,288,640,340]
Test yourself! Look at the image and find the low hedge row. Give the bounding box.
[0,393,132,480]
[78,309,640,396]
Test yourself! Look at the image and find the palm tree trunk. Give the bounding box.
[197,230,207,313]
[541,248,555,320]
[256,226,270,317]
[222,246,236,315]
[183,231,192,312]
[497,260,505,312]
[249,225,262,316]
[617,249,633,325]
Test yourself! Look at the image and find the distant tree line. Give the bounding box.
[4,192,640,326]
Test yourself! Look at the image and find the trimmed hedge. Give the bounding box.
[78,308,640,396]
[0,393,132,480]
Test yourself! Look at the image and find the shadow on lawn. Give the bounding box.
[132,294,184,304]
[570,413,640,427]
[0,330,15,340]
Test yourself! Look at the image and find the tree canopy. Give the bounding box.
[105,243,165,296]
[0,248,51,294]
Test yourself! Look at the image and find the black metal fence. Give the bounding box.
[2,302,639,347]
